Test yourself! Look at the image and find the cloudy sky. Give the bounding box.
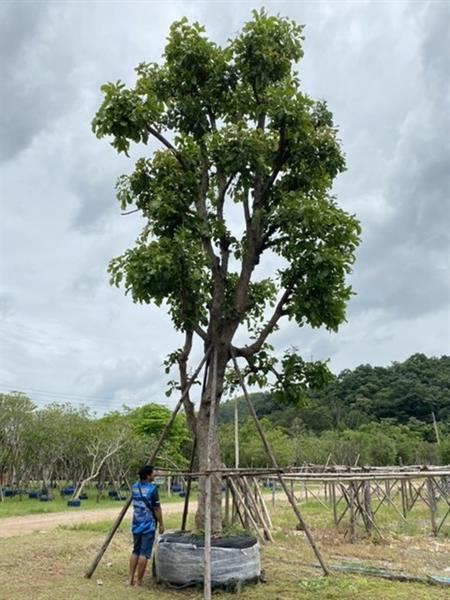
[0,0,449,413]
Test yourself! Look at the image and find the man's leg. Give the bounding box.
[129,534,141,585]
[129,553,139,585]
[135,556,148,586]
[135,532,155,586]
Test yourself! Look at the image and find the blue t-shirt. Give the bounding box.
[131,481,160,534]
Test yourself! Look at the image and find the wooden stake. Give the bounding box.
[432,412,441,445]
[349,483,356,543]
[204,350,218,600]
[331,483,338,525]
[231,351,329,575]
[181,437,197,531]
[84,348,211,579]
[224,477,230,528]
[427,477,438,537]
[228,478,266,543]
[235,393,240,468]
[242,476,274,542]
[252,477,273,529]
[400,479,407,519]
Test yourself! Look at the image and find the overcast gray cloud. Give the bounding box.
[0,0,448,412]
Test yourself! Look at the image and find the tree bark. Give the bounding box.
[194,348,227,533]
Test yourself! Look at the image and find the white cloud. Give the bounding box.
[0,0,448,412]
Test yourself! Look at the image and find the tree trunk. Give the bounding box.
[194,349,227,533]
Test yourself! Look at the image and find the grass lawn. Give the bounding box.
[0,494,448,599]
[0,486,184,518]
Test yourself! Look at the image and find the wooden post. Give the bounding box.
[252,477,273,529]
[204,350,218,600]
[181,437,197,531]
[242,476,273,542]
[235,394,240,469]
[231,484,238,525]
[400,479,407,519]
[363,481,373,534]
[84,348,211,579]
[224,477,230,528]
[349,483,356,543]
[228,478,266,543]
[243,479,251,529]
[231,351,329,575]
[427,477,438,536]
[331,483,338,525]
[204,473,212,600]
[432,412,441,445]
[229,480,246,529]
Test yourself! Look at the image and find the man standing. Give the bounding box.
[129,465,164,587]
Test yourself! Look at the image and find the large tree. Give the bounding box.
[93,10,361,532]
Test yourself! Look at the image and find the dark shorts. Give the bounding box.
[132,531,155,559]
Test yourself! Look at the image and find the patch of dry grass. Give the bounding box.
[0,496,448,599]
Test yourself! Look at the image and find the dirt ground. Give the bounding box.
[0,497,448,599]
[0,501,196,538]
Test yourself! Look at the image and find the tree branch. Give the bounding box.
[216,173,237,275]
[234,288,292,358]
[121,208,139,216]
[260,124,286,201]
[195,149,221,274]
[147,126,188,169]
[178,331,197,437]
[193,324,208,341]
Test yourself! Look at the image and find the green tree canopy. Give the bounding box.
[93,9,361,531]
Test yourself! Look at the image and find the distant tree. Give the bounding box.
[72,417,129,500]
[220,417,293,468]
[0,393,35,498]
[126,403,190,467]
[93,10,360,531]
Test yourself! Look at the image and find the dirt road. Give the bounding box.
[0,501,192,538]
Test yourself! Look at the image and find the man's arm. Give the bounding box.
[153,505,164,534]
[150,486,164,534]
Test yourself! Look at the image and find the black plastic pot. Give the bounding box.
[67,499,81,507]
[154,533,261,591]
[79,493,88,500]
[28,491,39,499]
[39,495,53,502]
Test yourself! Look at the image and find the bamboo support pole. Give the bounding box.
[252,477,273,529]
[242,476,273,542]
[204,350,218,600]
[437,507,450,534]
[349,484,356,543]
[231,351,329,576]
[228,478,266,543]
[84,348,211,579]
[331,483,338,525]
[181,437,197,531]
[427,477,438,537]
[224,477,230,528]
[372,481,407,522]
[229,482,246,529]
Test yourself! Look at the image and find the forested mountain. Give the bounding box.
[220,354,450,433]
[218,354,449,466]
